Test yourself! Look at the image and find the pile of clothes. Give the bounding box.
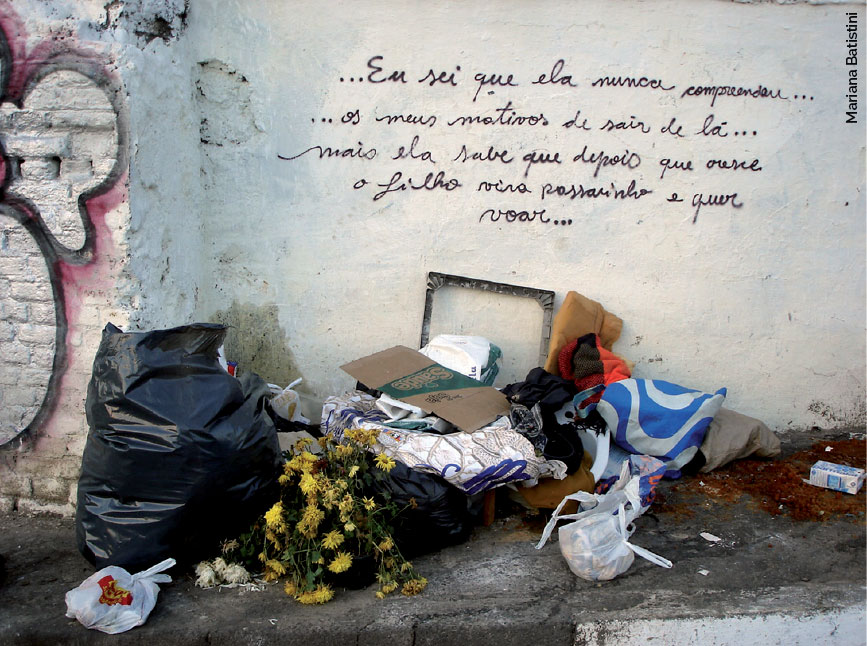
[320,290,781,518]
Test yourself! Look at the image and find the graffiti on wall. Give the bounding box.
[0,5,128,446]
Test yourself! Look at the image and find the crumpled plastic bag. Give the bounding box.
[535,459,671,581]
[65,558,175,634]
[419,334,502,386]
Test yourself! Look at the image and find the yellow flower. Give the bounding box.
[374,453,396,472]
[400,561,412,573]
[297,505,325,538]
[384,557,395,569]
[297,584,334,604]
[335,478,348,491]
[314,584,334,603]
[265,559,287,576]
[344,521,356,533]
[284,456,303,474]
[265,530,282,550]
[284,580,297,596]
[317,436,329,450]
[348,465,360,478]
[300,451,318,463]
[327,552,353,574]
[343,429,358,442]
[322,530,345,550]
[338,495,354,514]
[294,437,313,452]
[401,577,428,596]
[378,537,394,552]
[359,428,380,446]
[299,472,318,495]
[375,591,386,600]
[264,502,284,530]
[278,474,290,485]
[362,496,377,511]
[382,581,398,594]
[336,444,353,458]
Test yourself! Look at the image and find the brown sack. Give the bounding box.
[699,407,781,472]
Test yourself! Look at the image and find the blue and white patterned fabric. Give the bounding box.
[596,379,726,478]
[322,391,567,493]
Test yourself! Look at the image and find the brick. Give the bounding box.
[0,405,28,429]
[16,497,75,517]
[0,472,33,497]
[1,134,71,158]
[48,109,117,130]
[10,279,53,302]
[73,131,119,160]
[60,158,94,181]
[0,319,15,341]
[28,302,57,325]
[15,368,53,388]
[16,323,56,345]
[31,475,73,502]
[0,386,38,407]
[0,255,32,280]
[29,345,57,368]
[15,454,81,479]
[20,157,61,180]
[30,84,110,111]
[0,342,31,364]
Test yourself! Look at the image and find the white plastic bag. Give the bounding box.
[270,378,310,424]
[535,463,671,581]
[419,335,501,385]
[65,558,175,634]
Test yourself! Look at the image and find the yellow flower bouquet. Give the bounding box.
[230,429,427,604]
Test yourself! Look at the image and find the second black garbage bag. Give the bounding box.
[76,323,281,571]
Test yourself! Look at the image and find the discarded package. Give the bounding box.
[341,345,510,433]
[697,407,781,472]
[323,391,566,494]
[419,334,502,386]
[808,460,865,494]
[270,378,311,425]
[536,457,671,581]
[65,558,175,634]
[77,323,282,571]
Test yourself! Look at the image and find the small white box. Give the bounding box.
[809,460,865,495]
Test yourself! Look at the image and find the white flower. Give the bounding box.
[195,562,219,588]
[222,563,251,585]
[212,557,230,579]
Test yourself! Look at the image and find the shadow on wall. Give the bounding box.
[0,5,128,446]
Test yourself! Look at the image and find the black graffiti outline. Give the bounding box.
[0,16,129,447]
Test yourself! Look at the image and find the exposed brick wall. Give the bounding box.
[0,5,131,515]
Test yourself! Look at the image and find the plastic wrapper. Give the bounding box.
[65,558,175,634]
[76,323,281,571]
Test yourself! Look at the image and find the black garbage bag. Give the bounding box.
[375,461,472,558]
[76,323,281,571]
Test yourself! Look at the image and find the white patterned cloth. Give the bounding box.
[321,391,566,494]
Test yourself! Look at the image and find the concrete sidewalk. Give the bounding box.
[1,431,864,645]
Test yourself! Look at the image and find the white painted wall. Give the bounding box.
[163,0,866,430]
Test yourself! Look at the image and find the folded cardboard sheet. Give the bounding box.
[341,345,510,433]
